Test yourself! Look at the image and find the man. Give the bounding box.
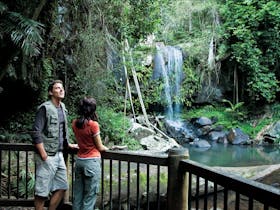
[32,80,78,210]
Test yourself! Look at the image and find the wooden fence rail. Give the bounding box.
[0,143,279,210]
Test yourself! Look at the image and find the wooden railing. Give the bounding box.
[0,143,280,210]
[181,160,280,210]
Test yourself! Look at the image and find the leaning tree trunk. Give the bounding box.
[124,39,150,127]
[122,49,136,122]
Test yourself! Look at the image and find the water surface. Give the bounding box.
[183,142,280,167]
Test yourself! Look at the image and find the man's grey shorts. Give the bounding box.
[35,152,68,198]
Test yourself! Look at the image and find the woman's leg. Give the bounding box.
[73,160,84,209]
[83,159,101,210]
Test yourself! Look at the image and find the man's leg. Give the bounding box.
[34,154,50,210]
[48,189,66,210]
[34,195,46,210]
[49,152,68,210]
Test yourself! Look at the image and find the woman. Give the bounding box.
[72,97,108,210]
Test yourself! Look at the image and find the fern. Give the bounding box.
[19,170,35,197]
[222,99,245,120]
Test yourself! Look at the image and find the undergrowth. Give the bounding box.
[2,103,280,146]
[182,104,278,139]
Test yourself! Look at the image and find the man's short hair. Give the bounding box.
[48,80,63,92]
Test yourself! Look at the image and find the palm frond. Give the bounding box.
[0,2,8,14]
[0,11,44,56]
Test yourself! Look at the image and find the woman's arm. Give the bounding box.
[94,134,109,152]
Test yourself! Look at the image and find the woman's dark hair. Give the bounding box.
[75,97,98,129]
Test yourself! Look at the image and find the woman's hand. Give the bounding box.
[110,145,128,150]
[68,143,79,149]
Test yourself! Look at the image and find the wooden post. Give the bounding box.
[167,148,189,210]
[63,152,70,203]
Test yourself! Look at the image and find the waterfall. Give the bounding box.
[208,8,220,71]
[208,36,215,70]
[153,45,183,120]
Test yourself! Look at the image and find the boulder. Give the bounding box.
[192,117,213,128]
[129,123,156,140]
[190,139,211,148]
[227,128,250,145]
[208,131,227,141]
[140,135,181,152]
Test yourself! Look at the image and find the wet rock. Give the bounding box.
[208,131,227,141]
[190,139,211,148]
[191,117,213,128]
[261,121,280,144]
[255,121,280,144]
[197,125,212,136]
[164,120,196,144]
[227,128,250,145]
[262,134,276,144]
[217,135,229,144]
[212,125,224,132]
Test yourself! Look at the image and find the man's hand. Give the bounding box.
[41,153,48,161]
[35,143,48,161]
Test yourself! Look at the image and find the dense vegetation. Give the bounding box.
[0,0,280,146]
[219,0,280,104]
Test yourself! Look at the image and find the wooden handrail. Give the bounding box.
[1,143,280,209]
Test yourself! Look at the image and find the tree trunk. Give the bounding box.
[122,49,136,122]
[124,39,150,127]
[233,65,239,104]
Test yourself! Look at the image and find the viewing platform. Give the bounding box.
[0,143,279,210]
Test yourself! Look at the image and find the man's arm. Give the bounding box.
[35,143,48,160]
[32,107,48,160]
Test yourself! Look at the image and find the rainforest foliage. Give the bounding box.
[0,0,280,143]
[219,0,280,104]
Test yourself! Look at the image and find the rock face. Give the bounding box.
[256,121,280,144]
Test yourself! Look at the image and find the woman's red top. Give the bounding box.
[72,119,101,158]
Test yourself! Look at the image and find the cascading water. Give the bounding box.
[208,36,215,70]
[153,45,183,120]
